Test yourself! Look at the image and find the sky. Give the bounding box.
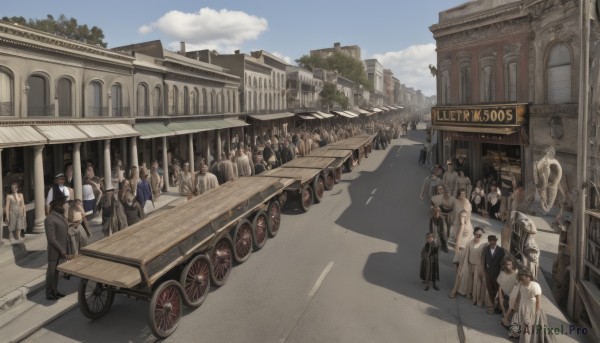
[3,0,468,97]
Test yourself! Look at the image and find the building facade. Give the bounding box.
[310,42,361,60]
[364,59,384,105]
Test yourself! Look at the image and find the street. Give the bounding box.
[22,131,581,343]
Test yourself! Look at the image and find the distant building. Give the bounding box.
[310,42,361,60]
[364,59,384,105]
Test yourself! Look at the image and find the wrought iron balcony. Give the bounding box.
[29,103,55,117]
[87,106,109,117]
[112,107,130,117]
[0,102,14,116]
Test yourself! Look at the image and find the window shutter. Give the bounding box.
[548,65,570,103]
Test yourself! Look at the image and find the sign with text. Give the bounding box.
[432,104,527,126]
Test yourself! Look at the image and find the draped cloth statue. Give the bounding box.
[533,147,562,213]
[514,212,540,279]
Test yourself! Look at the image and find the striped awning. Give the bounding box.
[0,126,47,148]
[35,125,90,144]
[332,111,354,118]
[317,111,334,118]
[248,112,295,121]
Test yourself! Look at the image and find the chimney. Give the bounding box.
[234,49,240,54]
[334,42,341,50]
[179,42,186,54]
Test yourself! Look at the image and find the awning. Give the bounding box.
[76,124,139,140]
[0,126,47,148]
[316,111,334,118]
[332,111,353,118]
[371,108,383,113]
[395,105,405,109]
[135,122,177,139]
[168,118,249,136]
[433,125,518,135]
[223,118,249,128]
[346,110,361,117]
[35,125,90,144]
[103,124,139,138]
[312,112,324,119]
[343,111,359,118]
[357,109,372,115]
[248,112,295,121]
[297,114,316,120]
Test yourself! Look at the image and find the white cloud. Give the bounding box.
[139,8,268,53]
[271,52,294,65]
[372,43,437,97]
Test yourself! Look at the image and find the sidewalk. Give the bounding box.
[0,192,187,343]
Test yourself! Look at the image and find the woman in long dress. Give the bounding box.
[450,227,486,302]
[450,189,472,244]
[178,162,194,199]
[509,269,556,342]
[499,257,520,327]
[450,210,474,269]
[5,182,26,241]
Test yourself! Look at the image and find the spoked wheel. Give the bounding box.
[209,237,233,287]
[334,167,342,184]
[232,220,253,264]
[180,254,210,308]
[324,170,335,191]
[252,211,268,250]
[298,184,313,213]
[149,280,183,339]
[313,176,325,204]
[78,278,115,320]
[266,200,281,237]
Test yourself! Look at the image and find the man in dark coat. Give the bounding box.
[45,198,69,300]
[429,206,448,253]
[280,139,294,165]
[420,232,439,291]
[482,235,506,314]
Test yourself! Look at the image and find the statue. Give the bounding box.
[533,147,562,213]
[514,212,540,279]
[429,64,438,77]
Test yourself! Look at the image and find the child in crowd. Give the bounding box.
[420,232,439,291]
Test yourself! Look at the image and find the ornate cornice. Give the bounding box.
[529,103,578,115]
[162,61,239,84]
[0,118,135,125]
[435,16,531,49]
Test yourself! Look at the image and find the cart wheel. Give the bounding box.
[324,170,334,191]
[345,157,354,172]
[209,237,233,287]
[252,211,268,250]
[299,184,313,213]
[180,254,210,308]
[78,278,115,320]
[266,200,281,238]
[313,175,325,204]
[149,280,183,339]
[334,167,342,184]
[232,219,253,264]
[364,146,369,158]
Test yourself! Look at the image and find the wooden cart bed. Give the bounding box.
[282,157,336,170]
[59,176,294,287]
[257,167,322,186]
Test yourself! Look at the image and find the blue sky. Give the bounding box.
[3,0,467,96]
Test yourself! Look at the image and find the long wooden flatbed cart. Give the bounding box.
[318,134,377,172]
[58,176,294,339]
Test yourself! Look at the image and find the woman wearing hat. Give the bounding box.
[508,268,556,341]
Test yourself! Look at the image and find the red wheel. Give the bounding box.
[252,211,268,250]
[324,171,334,191]
[299,184,313,213]
[209,237,233,287]
[180,254,210,308]
[334,167,342,184]
[266,200,281,237]
[232,219,253,264]
[313,176,325,204]
[149,280,183,339]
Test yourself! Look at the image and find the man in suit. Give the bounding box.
[482,235,505,314]
[45,197,69,301]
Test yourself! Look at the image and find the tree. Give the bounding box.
[2,14,107,47]
[297,52,373,91]
[320,82,349,110]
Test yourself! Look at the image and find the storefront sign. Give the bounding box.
[432,104,527,126]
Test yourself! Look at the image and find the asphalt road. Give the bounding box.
[23,131,523,343]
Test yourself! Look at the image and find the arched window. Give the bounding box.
[269,94,272,110]
[221,92,226,113]
[259,79,262,89]
[0,68,13,116]
[193,88,199,114]
[172,86,179,115]
[253,77,257,89]
[226,91,231,113]
[111,83,123,117]
[58,78,73,117]
[247,91,251,112]
[137,83,149,116]
[28,75,51,116]
[258,92,262,110]
[202,88,208,113]
[264,93,267,110]
[480,65,494,102]
[253,92,258,112]
[211,91,216,113]
[183,86,190,115]
[86,80,102,117]
[459,67,470,104]
[547,44,571,103]
[505,62,517,102]
[154,86,162,116]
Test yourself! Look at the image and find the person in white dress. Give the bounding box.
[195,164,219,195]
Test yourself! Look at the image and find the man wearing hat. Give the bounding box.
[45,173,70,216]
[482,234,506,314]
[44,197,69,300]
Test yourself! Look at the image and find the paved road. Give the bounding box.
[23,131,572,343]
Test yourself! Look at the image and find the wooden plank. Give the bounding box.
[58,255,142,288]
[282,157,335,169]
[258,167,320,184]
[308,149,352,159]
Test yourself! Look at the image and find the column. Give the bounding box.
[162,137,170,192]
[216,129,222,160]
[188,134,195,174]
[73,143,83,200]
[103,140,112,189]
[130,137,139,169]
[33,145,46,233]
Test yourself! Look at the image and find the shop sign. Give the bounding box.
[432,104,526,126]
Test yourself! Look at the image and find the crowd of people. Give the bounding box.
[419,162,555,341]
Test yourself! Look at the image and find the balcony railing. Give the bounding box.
[112,107,130,117]
[28,103,55,117]
[87,106,109,117]
[0,102,14,116]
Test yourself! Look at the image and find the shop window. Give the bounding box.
[0,68,13,116]
[58,78,73,117]
[547,44,571,103]
[28,75,51,116]
[137,83,149,116]
[111,83,123,117]
[459,66,471,104]
[154,86,162,116]
[480,65,495,103]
